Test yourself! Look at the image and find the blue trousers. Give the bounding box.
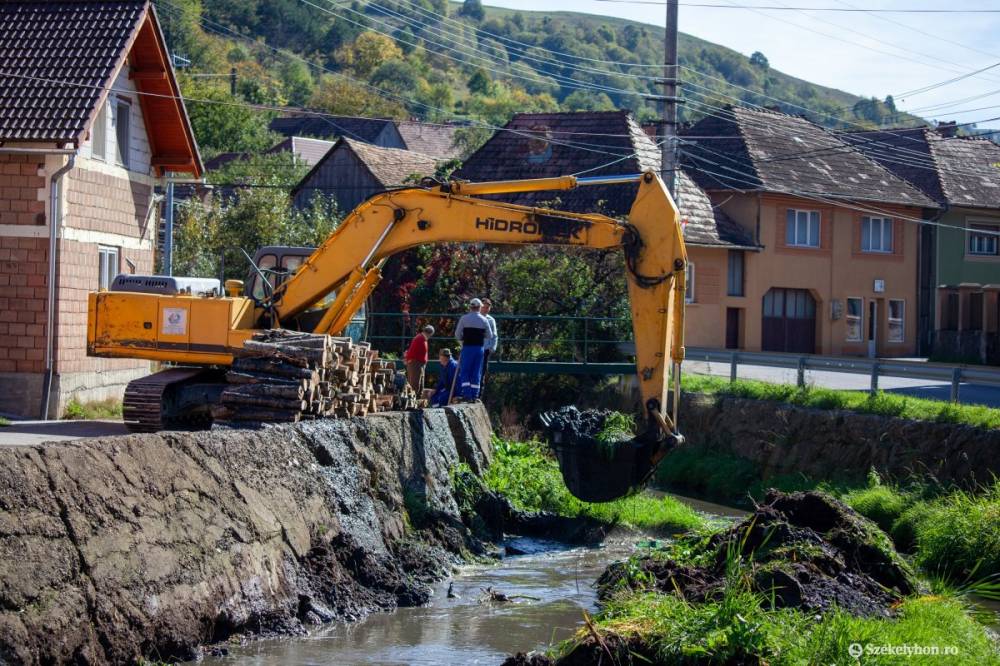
[457,345,485,400]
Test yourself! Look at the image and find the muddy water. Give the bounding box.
[203,537,635,666]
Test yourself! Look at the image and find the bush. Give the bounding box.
[62,398,122,420]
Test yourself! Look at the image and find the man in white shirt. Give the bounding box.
[481,298,499,394]
[453,298,495,401]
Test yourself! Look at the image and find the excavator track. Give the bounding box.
[123,368,220,433]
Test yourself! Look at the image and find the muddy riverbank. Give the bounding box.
[0,405,494,664]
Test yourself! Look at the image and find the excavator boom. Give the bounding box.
[87,171,687,499]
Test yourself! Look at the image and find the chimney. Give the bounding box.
[936,121,958,138]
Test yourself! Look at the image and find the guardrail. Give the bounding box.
[685,347,1000,402]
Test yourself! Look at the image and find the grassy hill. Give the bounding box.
[155,0,922,157]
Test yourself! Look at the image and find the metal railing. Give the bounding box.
[685,347,1000,402]
[367,312,1000,398]
[367,312,634,373]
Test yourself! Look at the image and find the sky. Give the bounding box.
[484,0,1000,130]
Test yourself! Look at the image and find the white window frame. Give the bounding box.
[861,216,893,253]
[845,296,863,342]
[92,101,107,161]
[888,299,905,343]
[685,262,695,303]
[786,209,821,248]
[113,98,131,169]
[968,223,999,257]
[98,245,119,291]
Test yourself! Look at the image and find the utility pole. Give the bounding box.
[661,0,680,200]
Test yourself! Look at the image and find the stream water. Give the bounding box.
[202,495,742,666]
[199,495,998,665]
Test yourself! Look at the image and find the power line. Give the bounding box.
[590,0,1000,11]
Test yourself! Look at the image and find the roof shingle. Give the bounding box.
[454,110,755,248]
[682,106,937,209]
[396,120,462,159]
[843,127,1000,210]
[269,115,398,145]
[0,0,147,143]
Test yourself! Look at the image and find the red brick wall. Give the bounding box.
[0,236,47,374]
[56,167,154,375]
[0,154,46,226]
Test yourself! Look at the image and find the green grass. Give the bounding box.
[484,437,705,533]
[62,398,123,421]
[0,416,9,427]
[566,582,1000,665]
[682,374,1000,429]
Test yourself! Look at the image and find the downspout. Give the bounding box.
[41,153,77,419]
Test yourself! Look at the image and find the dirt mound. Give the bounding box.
[598,489,918,617]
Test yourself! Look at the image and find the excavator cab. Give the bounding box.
[245,247,367,342]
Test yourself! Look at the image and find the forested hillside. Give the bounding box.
[154,0,922,158]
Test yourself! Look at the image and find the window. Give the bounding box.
[113,99,131,168]
[846,297,863,341]
[92,102,107,161]
[861,216,893,253]
[98,246,119,290]
[727,250,744,297]
[786,209,820,248]
[685,262,695,303]
[888,299,904,343]
[969,225,999,256]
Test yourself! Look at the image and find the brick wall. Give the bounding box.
[0,154,46,226]
[57,167,153,381]
[0,236,47,375]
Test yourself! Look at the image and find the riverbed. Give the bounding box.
[201,495,744,665]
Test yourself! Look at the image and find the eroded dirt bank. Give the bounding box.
[0,405,492,665]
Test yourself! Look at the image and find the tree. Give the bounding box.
[179,76,278,157]
[562,90,616,112]
[174,154,339,281]
[335,32,403,77]
[309,75,407,119]
[458,0,485,22]
[468,68,492,95]
[370,59,422,98]
[749,51,769,69]
[280,60,315,106]
[884,95,897,113]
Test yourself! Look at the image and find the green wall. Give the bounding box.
[936,208,1000,287]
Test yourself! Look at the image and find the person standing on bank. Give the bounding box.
[454,298,494,401]
[480,298,499,392]
[403,325,434,392]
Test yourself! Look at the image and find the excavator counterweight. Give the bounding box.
[87,171,687,501]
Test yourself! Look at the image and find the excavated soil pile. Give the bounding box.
[541,406,656,502]
[504,490,919,666]
[597,489,918,615]
[0,405,492,665]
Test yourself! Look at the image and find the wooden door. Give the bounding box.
[762,288,816,354]
[726,308,740,349]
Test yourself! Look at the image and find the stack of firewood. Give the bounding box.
[212,329,417,425]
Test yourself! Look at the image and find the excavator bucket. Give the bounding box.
[539,408,678,503]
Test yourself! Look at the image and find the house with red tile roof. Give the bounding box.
[0,0,202,417]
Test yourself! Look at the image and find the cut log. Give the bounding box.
[231,358,319,381]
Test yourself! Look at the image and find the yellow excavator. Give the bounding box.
[87,170,687,501]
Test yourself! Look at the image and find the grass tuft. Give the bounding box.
[62,398,123,421]
[0,416,9,427]
[484,437,705,533]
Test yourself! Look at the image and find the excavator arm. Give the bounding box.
[270,171,687,479]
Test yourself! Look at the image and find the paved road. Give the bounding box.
[0,420,128,447]
[684,360,1000,408]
